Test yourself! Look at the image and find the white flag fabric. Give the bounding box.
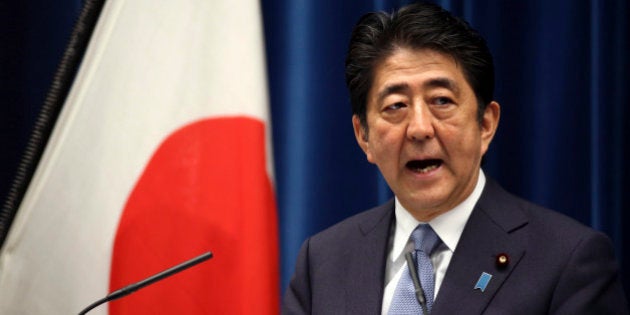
[0,0,279,314]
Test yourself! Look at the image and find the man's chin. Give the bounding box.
[398,194,452,221]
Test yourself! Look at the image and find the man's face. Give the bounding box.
[353,48,500,221]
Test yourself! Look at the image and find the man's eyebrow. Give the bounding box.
[424,77,461,95]
[376,77,461,103]
[376,83,410,103]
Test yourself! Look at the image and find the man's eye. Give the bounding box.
[384,102,406,111]
[434,97,453,105]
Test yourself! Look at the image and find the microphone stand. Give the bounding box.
[405,252,429,315]
[78,251,213,315]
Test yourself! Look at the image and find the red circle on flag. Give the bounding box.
[109,117,279,314]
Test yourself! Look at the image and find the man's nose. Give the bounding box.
[406,103,435,141]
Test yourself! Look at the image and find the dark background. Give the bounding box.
[2,0,628,296]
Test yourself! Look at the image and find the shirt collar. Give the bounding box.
[391,170,486,259]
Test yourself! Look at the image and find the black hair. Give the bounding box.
[345,2,495,129]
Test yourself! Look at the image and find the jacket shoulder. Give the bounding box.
[309,199,394,248]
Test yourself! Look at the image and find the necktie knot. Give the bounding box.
[411,224,440,255]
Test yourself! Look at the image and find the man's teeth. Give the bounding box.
[415,164,438,173]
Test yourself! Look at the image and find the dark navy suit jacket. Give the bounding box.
[282,178,628,314]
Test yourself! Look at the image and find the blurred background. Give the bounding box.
[2,0,628,297]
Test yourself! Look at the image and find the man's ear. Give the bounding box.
[480,101,500,155]
[352,115,372,161]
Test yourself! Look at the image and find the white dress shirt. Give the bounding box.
[381,171,486,314]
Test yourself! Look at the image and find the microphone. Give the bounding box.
[78,251,213,315]
[405,252,428,315]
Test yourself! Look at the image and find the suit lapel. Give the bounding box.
[343,200,395,314]
[432,179,528,314]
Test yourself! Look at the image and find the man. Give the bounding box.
[282,2,628,315]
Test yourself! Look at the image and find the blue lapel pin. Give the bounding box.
[474,272,493,292]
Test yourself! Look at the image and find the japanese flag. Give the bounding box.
[0,0,279,314]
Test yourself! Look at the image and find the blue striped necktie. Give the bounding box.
[388,224,441,314]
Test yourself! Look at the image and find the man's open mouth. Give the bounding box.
[406,159,442,173]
